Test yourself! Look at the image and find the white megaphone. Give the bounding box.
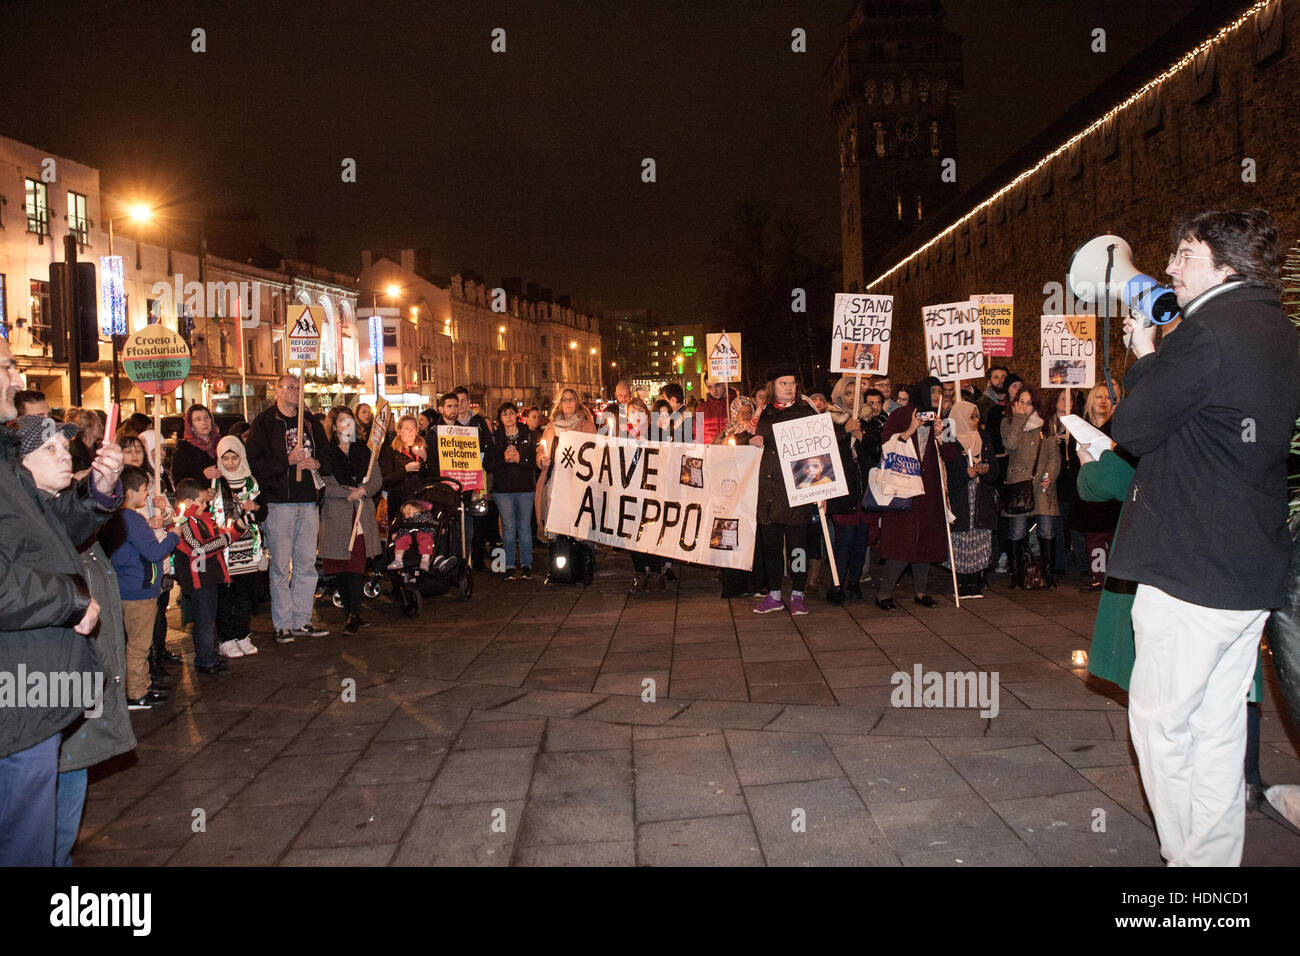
[1068,235,1180,348]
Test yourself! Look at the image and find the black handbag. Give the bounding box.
[1002,430,1044,515]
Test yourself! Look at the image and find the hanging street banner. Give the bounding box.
[435,424,485,491]
[287,304,323,363]
[1040,315,1096,388]
[706,331,742,382]
[773,412,849,508]
[122,325,191,395]
[545,432,761,569]
[975,293,1013,357]
[831,293,893,375]
[99,255,127,337]
[923,299,985,382]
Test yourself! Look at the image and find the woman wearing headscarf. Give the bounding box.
[825,376,873,605]
[172,404,221,486]
[1001,383,1062,588]
[877,376,962,609]
[944,399,1001,599]
[212,435,267,657]
[320,406,383,634]
[536,388,598,585]
[749,363,819,615]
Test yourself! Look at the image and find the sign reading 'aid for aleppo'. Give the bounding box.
[773,412,848,508]
[545,432,761,569]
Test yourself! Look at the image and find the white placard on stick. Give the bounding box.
[831,293,893,375]
[1040,315,1096,388]
[773,412,848,509]
[287,304,323,364]
[923,300,985,382]
[706,331,742,382]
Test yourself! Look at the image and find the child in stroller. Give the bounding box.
[389,499,437,571]
[383,476,474,614]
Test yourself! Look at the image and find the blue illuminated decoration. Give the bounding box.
[369,315,384,379]
[99,255,127,336]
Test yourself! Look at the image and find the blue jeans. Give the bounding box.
[0,733,60,866]
[187,586,220,668]
[495,492,534,569]
[1007,513,1059,541]
[55,768,88,866]
[264,501,321,631]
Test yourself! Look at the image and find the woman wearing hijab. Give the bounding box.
[536,388,598,585]
[320,406,383,634]
[944,400,1001,599]
[877,376,962,609]
[171,404,221,487]
[212,435,266,657]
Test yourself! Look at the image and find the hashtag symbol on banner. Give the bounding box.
[561,447,576,469]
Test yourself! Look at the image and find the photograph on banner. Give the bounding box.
[772,412,848,508]
[544,432,761,569]
[831,293,893,374]
[923,299,984,382]
[706,331,742,383]
[436,425,485,490]
[1040,315,1096,387]
[975,293,1013,357]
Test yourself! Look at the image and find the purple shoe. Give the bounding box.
[753,594,785,614]
[789,594,808,615]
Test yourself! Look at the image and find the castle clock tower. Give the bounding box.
[829,0,964,291]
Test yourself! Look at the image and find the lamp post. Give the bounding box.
[106,203,152,404]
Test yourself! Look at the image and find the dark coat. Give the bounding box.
[0,430,119,758]
[380,442,432,515]
[879,406,961,563]
[485,426,538,494]
[826,415,866,518]
[753,401,818,526]
[171,439,216,486]
[946,434,1001,532]
[244,404,332,503]
[1110,281,1300,610]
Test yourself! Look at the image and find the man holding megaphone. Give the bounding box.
[1102,209,1300,867]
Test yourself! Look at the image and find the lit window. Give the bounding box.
[916,195,923,221]
[25,179,49,236]
[897,195,903,222]
[68,191,89,245]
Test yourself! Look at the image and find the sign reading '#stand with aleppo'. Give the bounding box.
[122,325,192,394]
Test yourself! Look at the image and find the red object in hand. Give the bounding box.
[104,402,119,445]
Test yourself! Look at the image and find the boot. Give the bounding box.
[1039,537,1057,589]
[1006,541,1022,589]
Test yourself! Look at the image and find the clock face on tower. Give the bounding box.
[896,118,918,143]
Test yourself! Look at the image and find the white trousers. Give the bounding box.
[1128,584,1268,867]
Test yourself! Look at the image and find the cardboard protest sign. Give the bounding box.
[975,293,1013,357]
[706,331,742,382]
[287,304,323,364]
[123,325,191,394]
[436,424,485,491]
[367,399,392,457]
[1040,315,1095,387]
[831,294,893,374]
[545,432,761,569]
[773,412,848,509]
[923,300,985,382]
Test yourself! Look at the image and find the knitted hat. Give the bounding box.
[13,415,78,458]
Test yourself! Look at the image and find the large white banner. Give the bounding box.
[773,412,848,508]
[545,432,761,569]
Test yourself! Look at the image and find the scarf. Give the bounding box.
[550,407,587,432]
[184,409,219,457]
[1023,411,1044,432]
[948,400,982,458]
[827,378,855,425]
[216,435,251,482]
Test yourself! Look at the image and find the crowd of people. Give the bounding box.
[0,209,1294,869]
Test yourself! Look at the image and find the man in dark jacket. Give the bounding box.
[244,372,332,643]
[0,337,124,865]
[1111,208,1300,867]
[453,386,493,568]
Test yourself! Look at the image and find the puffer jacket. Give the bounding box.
[0,429,120,758]
[60,540,136,772]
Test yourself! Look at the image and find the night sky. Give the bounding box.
[1,0,1207,322]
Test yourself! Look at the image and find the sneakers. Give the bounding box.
[789,593,808,615]
[292,623,330,638]
[218,639,245,658]
[753,594,785,614]
[505,567,518,580]
[126,688,170,710]
[519,566,532,580]
[274,629,296,644]
[237,636,259,655]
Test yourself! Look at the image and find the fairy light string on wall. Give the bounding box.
[864,0,1276,292]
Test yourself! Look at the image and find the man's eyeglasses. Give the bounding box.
[1168,250,1213,267]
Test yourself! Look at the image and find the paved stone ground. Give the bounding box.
[75,548,1300,867]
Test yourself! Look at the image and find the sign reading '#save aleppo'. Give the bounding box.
[545,432,761,569]
[122,325,191,394]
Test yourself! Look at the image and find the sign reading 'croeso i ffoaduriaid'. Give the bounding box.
[545,432,761,569]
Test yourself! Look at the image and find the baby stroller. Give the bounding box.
[384,476,474,616]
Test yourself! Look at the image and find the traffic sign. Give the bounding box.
[706,331,742,383]
[287,304,323,363]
